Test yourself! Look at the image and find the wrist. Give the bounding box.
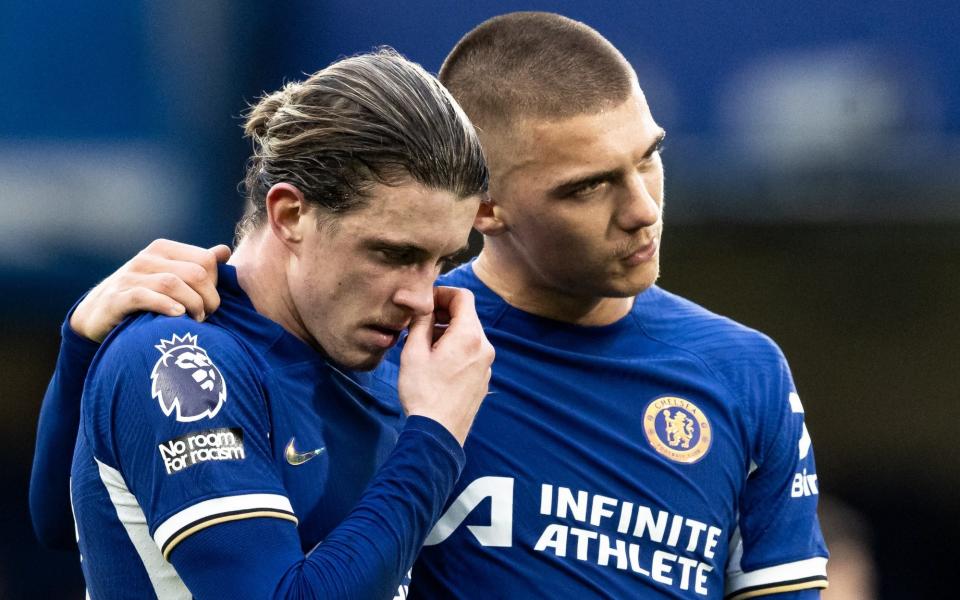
[402,415,467,466]
[64,292,102,342]
[404,412,466,448]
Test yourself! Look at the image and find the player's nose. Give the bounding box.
[392,268,435,316]
[617,172,660,232]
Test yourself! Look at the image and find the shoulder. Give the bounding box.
[637,288,800,456]
[94,313,252,376]
[86,313,260,424]
[636,286,787,370]
[81,313,274,475]
[636,287,792,421]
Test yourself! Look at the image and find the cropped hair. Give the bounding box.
[439,12,635,130]
[238,48,487,239]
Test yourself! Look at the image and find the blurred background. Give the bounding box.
[3,0,958,597]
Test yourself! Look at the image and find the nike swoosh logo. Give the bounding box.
[284,437,326,466]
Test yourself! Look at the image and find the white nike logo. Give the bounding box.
[284,437,326,466]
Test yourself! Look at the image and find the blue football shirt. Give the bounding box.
[408,261,828,599]
[70,264,463,599]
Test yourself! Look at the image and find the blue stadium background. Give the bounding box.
[2,1,958,597]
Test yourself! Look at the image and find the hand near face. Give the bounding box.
[70,239,231,342]
[398,286,495,446]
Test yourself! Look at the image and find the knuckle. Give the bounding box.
[144,238,169,253]
[157,273,180,292]
[457,327,480,346]
[199,249,218,272]
[126,253,147,271]
[185,264,208,285]
[125,287,147,306]
[113,271,134,288]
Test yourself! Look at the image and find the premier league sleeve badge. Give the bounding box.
[150,333,228,422]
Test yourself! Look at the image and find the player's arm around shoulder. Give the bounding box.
[29,300,104,550]
[31,239,229,550]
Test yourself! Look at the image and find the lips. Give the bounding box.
[621,238,659,266]
[370,324,405,336]
[363,322,409,350]
[374,319,410,334]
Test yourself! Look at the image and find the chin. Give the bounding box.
[608,264,660,297]
[633,272,660,294]
[326,347,386,372]
[342,355,386,372]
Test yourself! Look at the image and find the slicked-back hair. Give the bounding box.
[238,48,487,240]
[439,12,636,131]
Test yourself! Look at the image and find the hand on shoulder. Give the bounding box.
[70,239,230,342]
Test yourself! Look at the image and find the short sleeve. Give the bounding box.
[724,348,828,599]
[83,315,296,559]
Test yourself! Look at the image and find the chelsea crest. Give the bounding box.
[642,396,712,464]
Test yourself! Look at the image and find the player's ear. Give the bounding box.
[473,194,508,236]
[265,183,310,251]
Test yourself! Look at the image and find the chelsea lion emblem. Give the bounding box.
[151,333,227,422]
[642,396,711,464]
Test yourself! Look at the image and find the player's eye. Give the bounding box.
[376,248,416,265]
[653,136,666,155]
[569,179,608,199]
[646,135,666,161]
[637,139,666,173]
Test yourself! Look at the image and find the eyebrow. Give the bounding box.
[548,129,667,199]
[549,170,621,199]
[365,239,471,261]
[648,129,667,157]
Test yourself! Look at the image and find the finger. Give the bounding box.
[401,311,435,358]
[434,287,479,332]
[200,244,231,314]
[431,323,449,345]
[127,253,222,316]
[177,260,222,316]
[208,244,232,264]
[430,300,452,344]
[141,239,215,263]
[433,307,451,325]
[121,287,188,318]
[141,239,223,285]
[135,272,206,321]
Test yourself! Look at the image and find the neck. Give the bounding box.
[229,229,313,346]
[473,246,634,326]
